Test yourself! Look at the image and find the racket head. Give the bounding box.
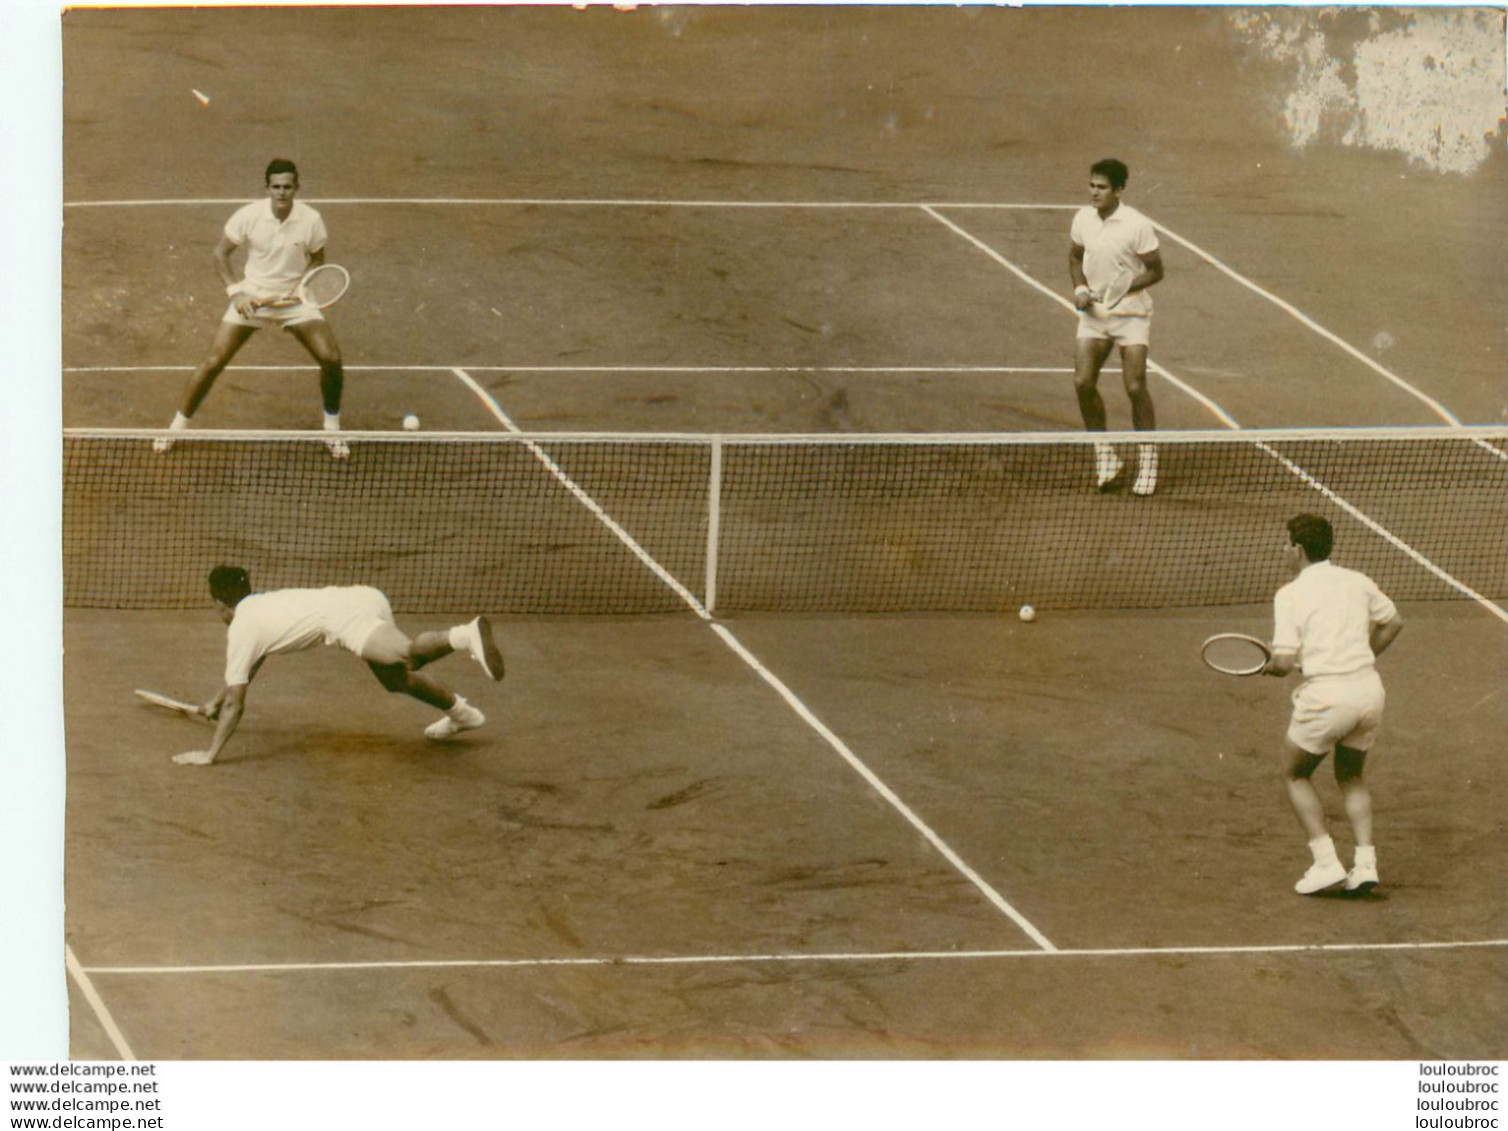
[134,688,199,714]
[1200,634,1272,676]
[298,263,350,309]
[1097,266,1135,311]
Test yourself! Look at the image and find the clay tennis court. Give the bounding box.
[61,6,1506,1060]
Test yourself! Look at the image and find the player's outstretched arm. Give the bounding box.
[175,682,248,766]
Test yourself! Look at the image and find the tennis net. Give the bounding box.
[62,427,1507,615]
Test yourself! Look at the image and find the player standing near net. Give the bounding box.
[1262,514,1404,894]
[171,566,505,767]
[154,159,348,458]
[1068,158,1164,495]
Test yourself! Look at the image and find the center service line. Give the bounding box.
[448,366,711,619]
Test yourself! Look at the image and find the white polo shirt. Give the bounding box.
[224,586,391,686]
[1070,202,1159,317]
[224,199,328,298]
[1272,560,1398,678]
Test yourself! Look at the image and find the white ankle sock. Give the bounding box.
[169,412,190,430]
[1308,835,1339,866]
[449,695,469,717]
[448,625,469,651]
[323,412,341,431]
[1354,845,1377,868]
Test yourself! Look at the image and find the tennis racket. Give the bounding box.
[1094,265,1136,312]
[134,688,204,718]
[1200,634,1272,676]
[252,263,350,311]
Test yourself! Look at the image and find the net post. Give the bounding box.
[706,435,724,616]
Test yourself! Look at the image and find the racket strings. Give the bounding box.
[1203,635,1269,675]
[301,265,349,307]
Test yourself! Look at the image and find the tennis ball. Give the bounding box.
[402,414,421,432]
[1019,604,1036,622]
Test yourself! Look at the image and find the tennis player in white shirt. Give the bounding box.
[173,566,505,767]
[1068,158,1165,496]
[154,159,348,458]
[1263,514,1404,895]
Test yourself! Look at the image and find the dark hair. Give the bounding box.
[1287,514,1333,562]
[1090,158,1129,191]
[208,565,252,607]
[265,158,299,184]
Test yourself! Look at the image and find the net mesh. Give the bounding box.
[63,428,1507,614]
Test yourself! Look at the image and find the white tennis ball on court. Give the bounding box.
[1019,604,1036,622]
[402,414,421,432]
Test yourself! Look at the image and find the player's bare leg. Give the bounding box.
[156,322,256,451]
[366,650,485,741]
[288,320,347,458]
[1285,744,1347,894]
[1333,745,1372,846]
[1334,744,1379,891]
[1075,336,1121,488]
[368,661,457,711]
[1121,344,1158,495]
[362,620,496,741]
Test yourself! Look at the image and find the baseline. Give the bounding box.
[80,936,1508,976]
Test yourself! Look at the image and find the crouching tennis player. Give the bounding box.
[1263,515,1404,895]
[173,566,505,766]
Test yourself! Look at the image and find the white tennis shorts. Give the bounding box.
[1287,668,1386,755]
[223,299,326,330]
[330,587,399,659]
[1077,309,1151,348]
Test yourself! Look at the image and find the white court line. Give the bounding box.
[449,367,1057,951]
[64,197,1076,210]
[919,205,1241,429]
[81,936,1508,976]
[65,364,1083,375]
[65,944,136,1061]
[448,367,711,619]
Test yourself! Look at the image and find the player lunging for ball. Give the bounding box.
[1068,158,1164,495]
[173,566,505,767]
[1263,515,1404,895]
[155,159,348,458]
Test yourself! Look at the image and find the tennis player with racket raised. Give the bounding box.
[1263,514,1404,895]
[155,159,350,458]
[1068,158,1164,495]
[171,566,505,767]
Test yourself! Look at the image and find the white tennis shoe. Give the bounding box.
[1294,858,1347,895]
[325,435,350,460]
[1345,862,1379,893]
[152,436,175,454]
[1094,443,1123,491]
[460,616,505,681]
[425,700,485,741]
